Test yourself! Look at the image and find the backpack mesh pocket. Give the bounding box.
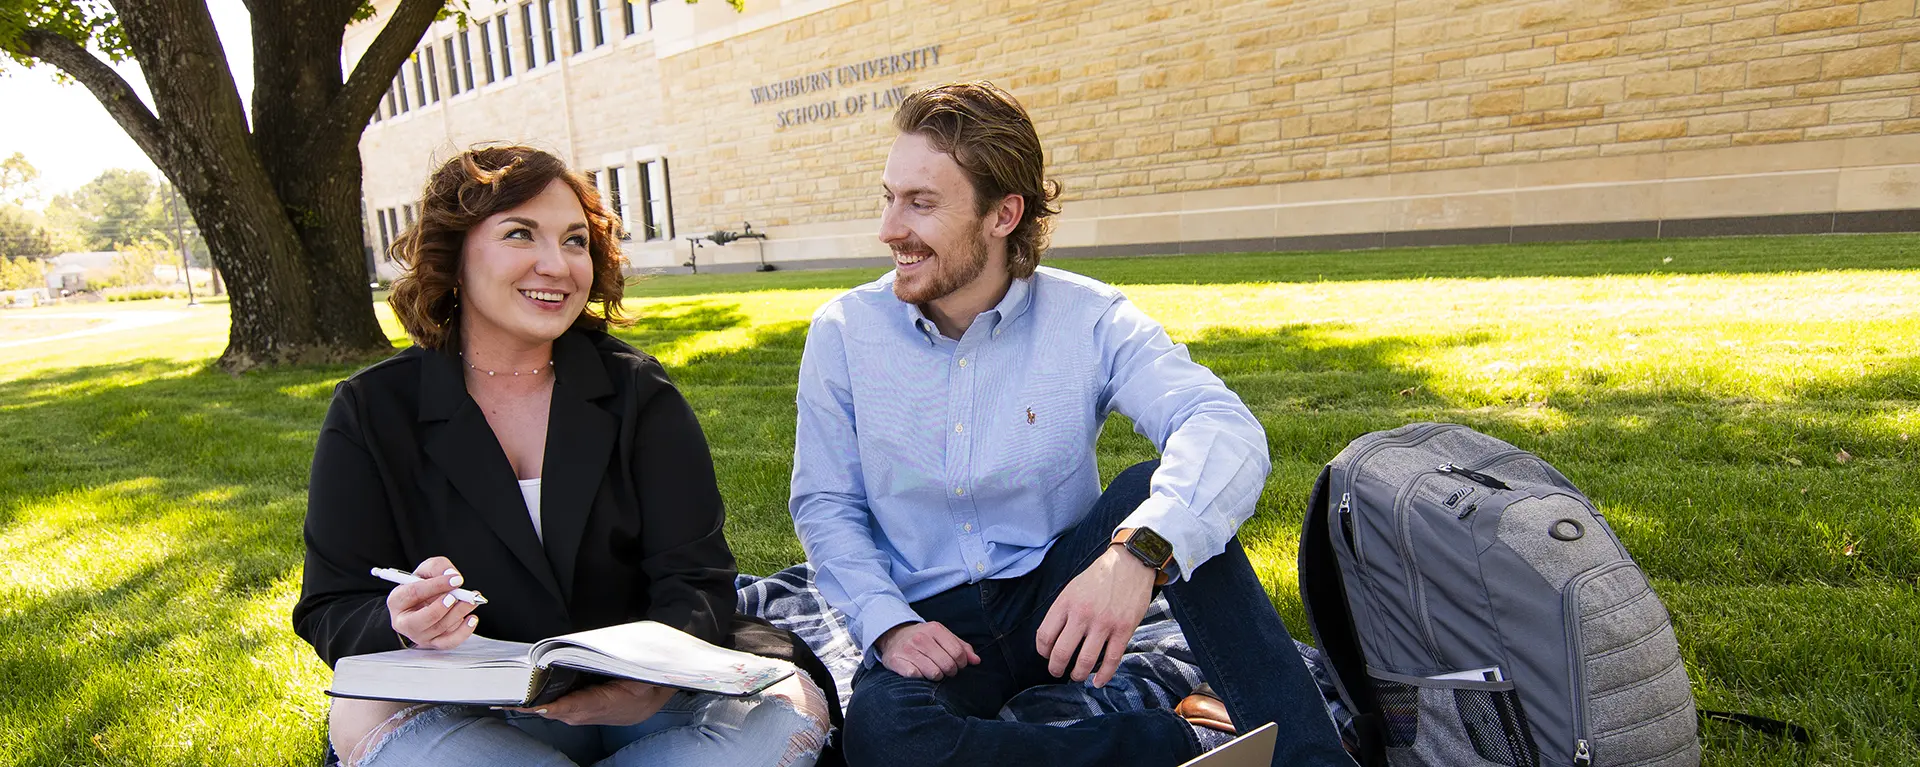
[1377,679,1419,747]
[1456,687,1539,767]
[1372,673,1538,767]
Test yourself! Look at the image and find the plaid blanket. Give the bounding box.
[735,564,1352,739]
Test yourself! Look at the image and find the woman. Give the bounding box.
[293,145,834,767]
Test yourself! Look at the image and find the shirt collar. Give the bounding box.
[900,275,1036,344]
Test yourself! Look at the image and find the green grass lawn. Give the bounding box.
[2,234,1917,765]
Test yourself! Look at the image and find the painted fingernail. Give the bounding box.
[443,595,456,607]
[443,568,459,577]
[467,616,478,628]
[449,575,464,588]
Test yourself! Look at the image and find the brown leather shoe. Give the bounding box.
[1175,682,1236,734]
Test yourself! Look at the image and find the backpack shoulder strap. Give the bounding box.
[1300,467,1386,767]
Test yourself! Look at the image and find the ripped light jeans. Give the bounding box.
[352,681,827,767]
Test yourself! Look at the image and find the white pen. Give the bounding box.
[370,567,490,606]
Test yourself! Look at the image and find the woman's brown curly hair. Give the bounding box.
[387,145,628,351]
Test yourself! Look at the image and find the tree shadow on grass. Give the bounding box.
[0,298,787,764]
[2,303,1914,765]
[1156,324,1920,587]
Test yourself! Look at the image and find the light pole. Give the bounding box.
[168,186,198,307]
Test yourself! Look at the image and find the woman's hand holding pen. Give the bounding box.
[387,556,481,649]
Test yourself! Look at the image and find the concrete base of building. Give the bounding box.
[1049,207,1920,258]
[633,207,1920,275]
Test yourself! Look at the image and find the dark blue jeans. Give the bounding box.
[841,461,1352,767]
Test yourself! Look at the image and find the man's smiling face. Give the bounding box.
[878,132,999,306]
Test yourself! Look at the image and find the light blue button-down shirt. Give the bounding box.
[789,266,1271,652]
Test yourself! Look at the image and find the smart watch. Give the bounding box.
[1112,527,1175,586]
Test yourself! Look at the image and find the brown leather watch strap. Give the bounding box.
[1112,527,1174,586]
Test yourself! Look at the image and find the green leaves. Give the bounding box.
[0,0,129,68]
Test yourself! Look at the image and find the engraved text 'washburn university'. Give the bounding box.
[749,45,944,129]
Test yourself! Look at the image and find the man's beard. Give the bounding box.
[892,227,991,306]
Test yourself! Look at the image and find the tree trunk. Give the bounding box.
[113,0,341,370]
[250,1,391,355]
[18,0,446,369]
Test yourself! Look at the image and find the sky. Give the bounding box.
[0,0,253,208]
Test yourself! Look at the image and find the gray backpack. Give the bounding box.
[1299,423,1699,767]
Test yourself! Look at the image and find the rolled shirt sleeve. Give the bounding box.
[1095,297,1271,579]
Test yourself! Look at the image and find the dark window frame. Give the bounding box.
[496,12,515,77]
[521,3,538,69]
[637,158,673,242]
[376,208,392,258]
[540,0,557,64]
[442,37,459,96]
[459,29,475,90]
[478,19,496,83]
[605,166,630,240]
[567,0,583,54]
[411,56,427,106]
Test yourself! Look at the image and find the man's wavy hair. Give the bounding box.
[387,145,627,351]
[893,82,1062,279]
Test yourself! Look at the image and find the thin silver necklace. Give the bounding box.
[460,353,553,377]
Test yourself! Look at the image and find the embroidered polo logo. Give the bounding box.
[1026,407,1036,424]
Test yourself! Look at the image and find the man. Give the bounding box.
[789,81,1350,767]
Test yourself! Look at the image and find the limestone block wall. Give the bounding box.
[352,0,1920,271]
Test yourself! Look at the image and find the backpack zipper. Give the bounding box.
[1565,558,1632,767]
[1337,492,1356,555]
[1393,474,1446,664]
[1438,462,1512,490]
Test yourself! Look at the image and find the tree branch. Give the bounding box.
[304,0,443,161]
[18,27,173,167]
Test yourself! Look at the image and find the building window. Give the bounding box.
[540,0,558,64]
[520,3,538,69]
[442,38,460,96]
[409,56,424,107]
[567,0,585,54]
[459,30,475,91]
[478,20,495,83]
[403,204,417,229]
[387,80,401,115]
[388,208,403,250]
[603,166,632,240]
[376,208,392,258]
[637,158,672,241]
[495,12,514,77]
[590,0,606,48]
[622,0,637,36]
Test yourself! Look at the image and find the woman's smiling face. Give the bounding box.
[457,179,597,349]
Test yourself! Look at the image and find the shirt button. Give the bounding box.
[975,563,986,573]
[963,523,973,532]
[955,487,965,496]
[958,358,968,368]
[955,423,964,433]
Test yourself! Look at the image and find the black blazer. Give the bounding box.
[292,328,839,720]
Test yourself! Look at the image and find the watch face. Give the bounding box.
[1128,527,1174,566]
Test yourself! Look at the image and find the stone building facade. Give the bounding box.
[349,0,1920,273]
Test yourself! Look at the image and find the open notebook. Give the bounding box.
[327,620,795,707]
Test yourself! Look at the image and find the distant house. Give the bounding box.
[44,251,118,292]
